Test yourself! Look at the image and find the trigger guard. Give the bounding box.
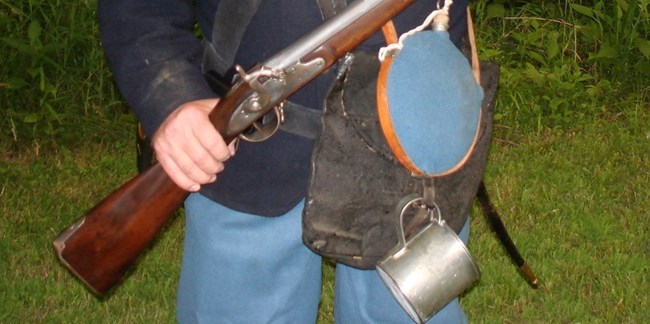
[238,103,285,143]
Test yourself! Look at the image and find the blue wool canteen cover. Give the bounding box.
[377,29,483,176]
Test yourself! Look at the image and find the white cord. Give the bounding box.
[378,0,453,62]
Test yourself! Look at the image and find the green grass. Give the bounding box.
[1,0,649,323]
[464,112,650,322]
[2,105,647,323]
[0,117,179,322]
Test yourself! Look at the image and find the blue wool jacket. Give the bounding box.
[98,0,469,216]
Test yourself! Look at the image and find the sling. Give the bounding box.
[200,0,347,141]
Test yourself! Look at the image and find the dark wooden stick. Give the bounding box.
[476,180,539,288]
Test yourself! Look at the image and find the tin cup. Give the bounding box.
[377,195,480,323]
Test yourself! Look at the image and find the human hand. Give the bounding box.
[152,98,236,192]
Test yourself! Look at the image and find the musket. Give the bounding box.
[53,0,418,296]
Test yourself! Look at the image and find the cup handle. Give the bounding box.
[394,195,443,254]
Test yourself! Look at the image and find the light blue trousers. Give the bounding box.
[177,193,470,323]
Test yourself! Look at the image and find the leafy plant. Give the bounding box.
[471,0,649,131]
[569,0,650,77]
[1,0,123,148]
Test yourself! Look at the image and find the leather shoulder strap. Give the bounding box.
[316,0,347,20]
[205,0,346,75]
[208,0,264,75]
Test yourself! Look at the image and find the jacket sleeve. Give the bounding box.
[98,0,216,137]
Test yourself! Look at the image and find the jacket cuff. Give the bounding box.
[129,59,216,138]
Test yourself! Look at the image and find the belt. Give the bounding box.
[280,101,322,140]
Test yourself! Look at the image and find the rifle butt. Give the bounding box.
[53,163,188,296]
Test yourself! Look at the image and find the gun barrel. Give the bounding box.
[211,0,416,139]
[267,0,412,68]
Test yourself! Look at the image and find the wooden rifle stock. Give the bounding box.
[53,0,416,296]
[53,164,187,295]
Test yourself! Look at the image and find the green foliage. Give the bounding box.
[0,0,123,146]
[472,0,649,130]
[570,0,650,74]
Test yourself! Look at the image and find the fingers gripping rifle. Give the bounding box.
[53,0,418,296]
